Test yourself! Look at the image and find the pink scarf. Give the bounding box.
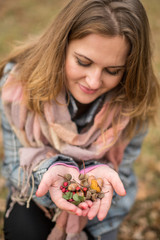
[2,66,129,168]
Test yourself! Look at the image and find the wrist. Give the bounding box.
[80,164,108,174]
[49,162,79,172]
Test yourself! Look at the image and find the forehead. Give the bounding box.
[67,34,130,66]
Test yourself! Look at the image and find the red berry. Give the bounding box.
[60,186,63,190]
[62,188,66,193]
[76,186,80,191]
[72,192,76,195]
[68,199,74,202]
[66,190,69,192]
[83,187,88,192]
[63,182,68,187]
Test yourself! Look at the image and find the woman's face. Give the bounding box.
[65,34,129,104]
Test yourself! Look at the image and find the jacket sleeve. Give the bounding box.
[85,129,147,169]
[118,128,147,187]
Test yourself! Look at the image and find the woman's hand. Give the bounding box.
[85,165,126,221]
[36,165,92,216]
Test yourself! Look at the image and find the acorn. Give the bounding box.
[88,175,96,185]
[92,193,98,201]
[80,179,88,187]
[81,179,90,188]
[90,179,101,193]
[85,191,92,200]
[98,192,105,199]
[77,190,84,197]
[90,189,97,194]
[68,183,78,191]
[64,174,72,181]
[84,174,89,180]
[78,174,85,180]
[96,178,104,188]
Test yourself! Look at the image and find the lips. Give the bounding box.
[79,84,98,94]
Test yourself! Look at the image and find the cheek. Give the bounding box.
[65,61,81,82]
[114,77,121,87]
[104,77,121,89]
[65,61,72,80]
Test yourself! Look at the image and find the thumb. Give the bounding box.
[107,170,126,196]
[36,170,55,197]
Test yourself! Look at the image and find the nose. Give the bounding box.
[85,68,102,90]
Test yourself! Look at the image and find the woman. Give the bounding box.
[0,0,159,239]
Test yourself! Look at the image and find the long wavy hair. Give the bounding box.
[0,0,159,138]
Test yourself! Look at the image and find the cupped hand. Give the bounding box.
[36,165,92,216]
[85,165,126,221]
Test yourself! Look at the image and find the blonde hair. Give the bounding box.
[0,0,159,138]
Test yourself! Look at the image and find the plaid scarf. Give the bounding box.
[1,66,129,169]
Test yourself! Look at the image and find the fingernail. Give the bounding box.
[82,206,86,210]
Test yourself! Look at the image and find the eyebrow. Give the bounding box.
[74,52,125,69]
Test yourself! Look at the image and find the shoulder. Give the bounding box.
[3,62,16,75]
[0,62,16,88]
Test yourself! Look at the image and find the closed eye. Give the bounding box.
[76,57,91,67]
[104,68,122,76]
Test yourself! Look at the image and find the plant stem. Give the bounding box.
[58,174,65,178]
[82,160,86,174]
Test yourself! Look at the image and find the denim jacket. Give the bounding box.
[0,63,147,237]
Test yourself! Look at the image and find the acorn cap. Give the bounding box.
[98,192,105,199]
[92,193,98,201]
[64,174,72,181]
[86,191,92,200]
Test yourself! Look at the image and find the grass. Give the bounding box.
[0,0,160,239]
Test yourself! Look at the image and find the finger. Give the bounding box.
[79,202,89,210]
[36,171,56,197]
[55,196,82,216]
[87,199,100,220]
[82,208,90,217]
[106,171,126,196]
[85,200,93,208]
[59,199,82,215]
[97,191,113,221]
[77,200,93,216]
[75,208,83,216]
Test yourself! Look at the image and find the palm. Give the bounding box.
[36,165,92,215]
[85,165,126,221]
